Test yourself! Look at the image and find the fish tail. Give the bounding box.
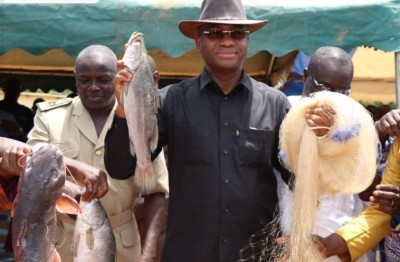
[134,165,157,194]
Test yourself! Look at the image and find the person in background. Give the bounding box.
[0,78,34,136]
[66,92,77,98]
[31,98,45,115]
[0,110,26,142]
[276,46,374,262]
[27,45,169,262]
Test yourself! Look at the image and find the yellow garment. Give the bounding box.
[27,97,169,262]
[336,139,400,261]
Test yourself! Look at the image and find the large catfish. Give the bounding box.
[122,31,158,194]
[12,145,81,262]
[73,198,116,262]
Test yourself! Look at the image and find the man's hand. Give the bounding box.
[313,234,350,259]
[114,59,132,118]
[275,234,344,260]
[0,144,32,180]
[370,184,400,215]
[305,104,335,137]
[375,109,400,139]
[64,157,108,200]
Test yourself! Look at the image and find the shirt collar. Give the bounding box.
[199,69,253,93]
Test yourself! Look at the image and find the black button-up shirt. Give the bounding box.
[105,70,291,262]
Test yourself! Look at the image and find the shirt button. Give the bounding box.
[95,149,102,157]
[224,207,229,213]
[222,238,228,243]
[224,177,230,184]
[224,97,228,101]
[223,149,228,155]
[223,121,229,127]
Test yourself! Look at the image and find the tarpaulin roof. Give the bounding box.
[1,0,399,93]
[1,0,400,57]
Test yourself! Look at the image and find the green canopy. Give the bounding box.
[1,0,399,94]
[2,0,400,57]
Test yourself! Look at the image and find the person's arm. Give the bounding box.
[0,138,32,210]
[63,157,108,200]
[375,109,400,141]
[139,193,168,262]
[0,138,31,181]
[321,139,400,260]
[104,115,137,179]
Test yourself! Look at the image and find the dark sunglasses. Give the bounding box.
[200,29,250,40]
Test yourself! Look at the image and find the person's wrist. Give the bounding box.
[322,233,350,258]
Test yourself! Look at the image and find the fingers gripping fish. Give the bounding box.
[11,145,81,262]
[122,32,158,194]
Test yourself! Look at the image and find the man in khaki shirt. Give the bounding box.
[28,45,169,262]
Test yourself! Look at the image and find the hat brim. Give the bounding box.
[178,19,268,39]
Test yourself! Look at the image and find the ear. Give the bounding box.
[195,37,201,50]
[152,70,160,86]
[303,68,309,82]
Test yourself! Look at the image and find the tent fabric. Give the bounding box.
[1,0,400,58]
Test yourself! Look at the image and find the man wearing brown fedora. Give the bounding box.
[104,0,295,261]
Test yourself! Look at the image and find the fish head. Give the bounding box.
[127,32,144,47]
[124,32,148,71]
[21,144,66,202]
[78,198,106,227]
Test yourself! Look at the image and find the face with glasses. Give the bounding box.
[195,24,249,72]
[75,54,117,111]
[303,68,351,97]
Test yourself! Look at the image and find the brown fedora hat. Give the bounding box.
[179,0,268,39]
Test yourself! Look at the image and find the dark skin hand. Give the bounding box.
[375,109,400,140]
[63,157,108,200]
[305,104,336,137]
[370,184,400,215]
[275,234,347,260]
[0,143,31,181]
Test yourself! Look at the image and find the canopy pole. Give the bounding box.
[396,51,400,108]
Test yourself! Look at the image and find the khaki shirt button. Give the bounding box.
[95,149,102,157]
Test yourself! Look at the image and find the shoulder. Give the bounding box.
[37,98,73,112]
[157,77,198,101]
[250,78,289,104]
[250,78,283,95]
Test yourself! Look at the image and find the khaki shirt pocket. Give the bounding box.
[119,220,140,248]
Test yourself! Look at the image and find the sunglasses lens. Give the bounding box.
[207,30,224,40]
[202,30,249,40]
[231,30,247,39]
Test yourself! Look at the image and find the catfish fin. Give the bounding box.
[56,193,81,215]
[50,248,62,262]
[14,220,28,260]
